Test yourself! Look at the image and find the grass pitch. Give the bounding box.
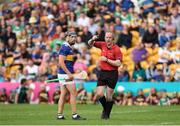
[0,104,180,125]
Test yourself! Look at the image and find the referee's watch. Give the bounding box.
[106,58,109,62]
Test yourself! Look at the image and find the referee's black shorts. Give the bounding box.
[97,70,118,89]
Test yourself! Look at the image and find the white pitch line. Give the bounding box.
[113,109,180,114]
[160,122,175,124]
[113,110,149,114]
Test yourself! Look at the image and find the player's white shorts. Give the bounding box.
[57,74,75,85]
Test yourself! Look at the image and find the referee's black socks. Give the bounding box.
[99,96,106,110]
[99,96,107,119]
[106,101,114,119]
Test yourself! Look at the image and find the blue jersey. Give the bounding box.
[58,42,75,74]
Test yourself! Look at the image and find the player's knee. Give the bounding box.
[60,92,67,98]
[70,91,77,97]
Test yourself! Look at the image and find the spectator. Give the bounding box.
[31,26,42,44]
[146,88,159,105]
[77,88,87,104]
[174,67,180,82]
[145,62,158,81]
[80,26,92,45]
[153,68,165,82]
[171,8,180,37]
[51,42,61,60]
[118,64,130,82]
[164,16,176,40]
[113,92,124,106]
[158,28,170,47]
[31,45,42,65]
[120,8,131,26]
[24,58,39,80]
[142,25,159,48]
[46,14,56,38]
[121,0,134,11]
[89,61,101,81]
[131,42,148,64]
[134,89,147,106]
[154,0,168,15]
[95,26,105,41]
[38,85,49,104]
[141,0,155,16]
[132,63,146,81]
[0,88,8,104]
[0,67,5,82]
[53,86,61,104]
[158,42,172,64]
[87,1,96,18]
[77,12,90,27]
[171,38,180,64]
[56,12,68,32]
[170,92,180,105]
[117,25,132,49]
[158,89,170,106]
[15,78,29,104]
[9,89,16,104]
[5,38,16,56]
[0,0,179,85]
[9,71,18,83]
[122,91,133,106]
[0,25,16,43]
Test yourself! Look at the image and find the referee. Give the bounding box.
[88,31,122,119]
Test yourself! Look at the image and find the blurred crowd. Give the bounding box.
[0,79,180,106]
[0,0,180,85]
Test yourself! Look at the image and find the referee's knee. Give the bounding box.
[106,95,113,101]
[96,92,104,98]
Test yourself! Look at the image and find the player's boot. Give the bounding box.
[57,113,66,120]
[72,113,86,120]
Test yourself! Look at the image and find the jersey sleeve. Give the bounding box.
[115,46,122,61]
[94,41,105,49]
[59,45,69,56]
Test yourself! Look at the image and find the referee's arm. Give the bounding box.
[88,35,98,47]
[106,58,121,67]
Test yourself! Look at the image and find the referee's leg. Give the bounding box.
[96,86,107,119]
[106,87,114,119]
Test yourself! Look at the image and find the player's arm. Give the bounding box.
[59,55,73,80]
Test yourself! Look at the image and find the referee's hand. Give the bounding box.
[92,35,98,41]
[100,56,108,62]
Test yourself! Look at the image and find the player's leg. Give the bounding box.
[66,83,86,120]
[57,85,68,120]
[66,83,77,114]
